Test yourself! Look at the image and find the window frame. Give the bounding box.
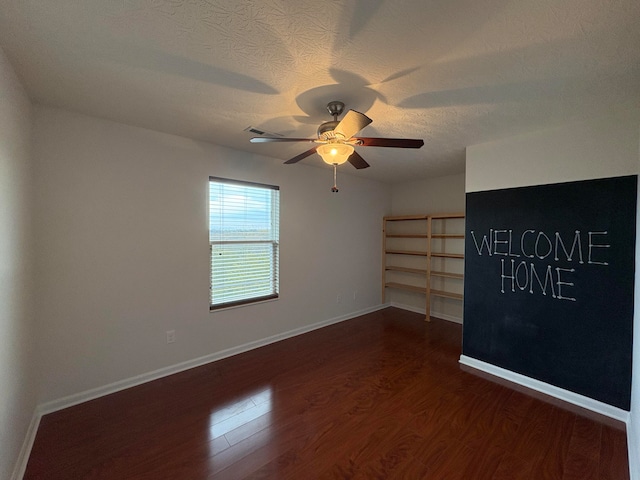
[208,176,280,311]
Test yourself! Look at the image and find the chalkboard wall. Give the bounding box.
[462,175,637,410]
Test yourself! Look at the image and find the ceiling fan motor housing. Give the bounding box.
[317,120,341,140]
[317,101,350,141]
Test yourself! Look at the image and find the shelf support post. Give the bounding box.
[426,216,432,322]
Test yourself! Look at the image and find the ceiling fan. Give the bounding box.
[250,101,424,192]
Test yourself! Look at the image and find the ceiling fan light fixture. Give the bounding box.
[317,143,354,165]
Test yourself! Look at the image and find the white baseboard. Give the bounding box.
[38,304,387,416]
[11,410,41,480]
[629,412,639,480]
[459,355,630,424]
[431,312,463,324]
[390,301,463,324]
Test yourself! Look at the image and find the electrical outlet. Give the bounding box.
[336,294,341,304]
[166,330,175,344]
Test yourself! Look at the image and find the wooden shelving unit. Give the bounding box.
[382,213,465,321]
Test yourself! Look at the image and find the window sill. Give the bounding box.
[209,294,279,313]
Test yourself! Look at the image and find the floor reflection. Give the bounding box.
[208,386,273,450]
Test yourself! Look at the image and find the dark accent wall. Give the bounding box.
[463,175,637,410]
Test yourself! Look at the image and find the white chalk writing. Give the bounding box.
[472,228,609,302]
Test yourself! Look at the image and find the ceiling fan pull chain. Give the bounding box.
[331,164,339,193]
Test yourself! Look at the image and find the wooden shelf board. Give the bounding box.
[385,249,428,256]
[431,270,464,279]
[386,234,429,238]
[386,266,428,275]
[385,282,426,294]
[430,213,466,219]
[384,215,429,221]
[431,234,464,238]
[431,252,465,259]
[431,289,464,300]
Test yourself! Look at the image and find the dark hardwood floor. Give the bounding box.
[25,307,629,479]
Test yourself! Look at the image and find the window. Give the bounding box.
[208,177,280,310]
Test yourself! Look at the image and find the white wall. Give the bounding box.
[467,110,639,193]
[32,107,391,404]
[389,173,466,321]
[630,128,640,480]
[0,49,36,480]
[391,173,465,216]
[466,110,640,479]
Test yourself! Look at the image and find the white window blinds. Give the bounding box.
[209,177,280,309]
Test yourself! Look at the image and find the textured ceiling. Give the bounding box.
[1,0,639,183]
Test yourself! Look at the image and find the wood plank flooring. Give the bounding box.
[24,307,629,479]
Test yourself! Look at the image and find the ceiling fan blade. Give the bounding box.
[355,137,424,148]
[347,151,370,169]
[284,147,317,164]
[251,137,316,143]
[334,110,372,139]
